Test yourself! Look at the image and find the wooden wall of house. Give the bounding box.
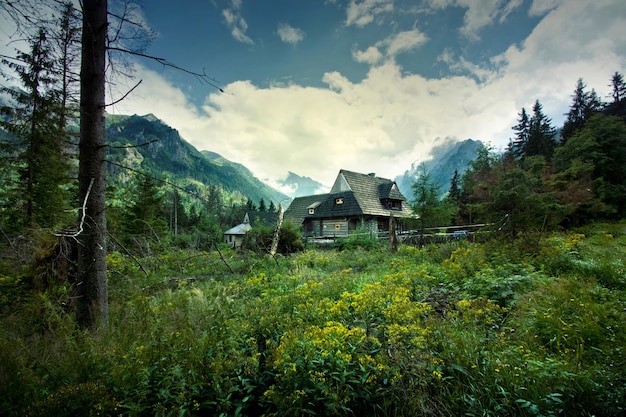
[321,220,350,237]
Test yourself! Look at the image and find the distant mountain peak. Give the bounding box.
[396,138,484,198]
[277,171,328,198]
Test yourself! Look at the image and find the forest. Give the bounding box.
[1,1,626,416]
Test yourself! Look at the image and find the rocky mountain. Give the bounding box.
[395,138,484,199]
[277,171,328,198]
[105,113,289,206]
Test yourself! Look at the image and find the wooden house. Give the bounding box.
[284,169,414,238]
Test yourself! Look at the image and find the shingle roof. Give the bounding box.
[284,170,413,224]
[283,194,329,226]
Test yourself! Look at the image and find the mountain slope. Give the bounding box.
[277,171,328,198]
[395,138,484,199]
[105,114,288,205]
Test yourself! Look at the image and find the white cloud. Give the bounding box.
[114,0,625,188]
[384,28,429,56]
[222,0,253,44]
[528,0,564,16]
[345,0,394,27]
[352,46,383,64]
[353,28,428,64]
[277,23,305,44]
[424,0,523,40]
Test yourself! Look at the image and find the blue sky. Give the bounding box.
[4,1,624,192]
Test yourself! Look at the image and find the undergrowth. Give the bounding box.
[1,223,624,416]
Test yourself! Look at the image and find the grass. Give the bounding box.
[1,223,625,416]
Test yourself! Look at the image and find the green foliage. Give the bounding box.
[242,222,305,255]
[1,225,625,416]
[333,227,382,251]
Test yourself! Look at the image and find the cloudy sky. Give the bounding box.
[99,1,625,188]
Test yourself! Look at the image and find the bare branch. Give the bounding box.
[107,138,157,149]
[107,231,148,275]
[106,46,225,92]
[53,177,94,240]
[105,78,142,106]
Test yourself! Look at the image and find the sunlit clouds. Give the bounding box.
[112,0,625,188]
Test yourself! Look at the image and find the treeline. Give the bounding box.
[414,73,626,238]
[0,1,280,254]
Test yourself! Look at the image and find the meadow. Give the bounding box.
[1,224,625,416]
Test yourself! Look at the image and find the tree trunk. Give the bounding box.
[389,212,397,252]
[270,203,284,256]
[76,0,108,329]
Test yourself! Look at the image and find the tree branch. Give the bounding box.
[106,46,225,92]
[53,177,94,240]
[107,139,157,149]
[105,78,142,107]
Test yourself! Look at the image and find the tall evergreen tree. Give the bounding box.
[0,28,72,229]
[124,174,166,237]
[509,107,530,160]
[258,197,267,212]
[606,72,626,118]
[561,78,602,144]
[526,100,556,160]
[447,169,461,205]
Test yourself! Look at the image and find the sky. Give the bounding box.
[4,1,626,191]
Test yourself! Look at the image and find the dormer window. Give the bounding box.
[335,197,344,205]
[307,201,321,215]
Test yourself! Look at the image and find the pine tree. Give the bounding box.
[609,72,626,103]
[526,100,556,160]
[606,72,626,118]
[0,28,72,229]
[268,200,277,212]
[124,174,166,237]
[447,169,461,205]
[509,107,529,160]
[561,78,602,144]
[258,197,267,212]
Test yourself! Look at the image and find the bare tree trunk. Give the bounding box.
[270,203,284,256]
[389,212,397,252]
[76,0,108,329]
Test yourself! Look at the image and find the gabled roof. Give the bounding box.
[283,193,328,226]
[284,169,413,224]
[224,222,252,236]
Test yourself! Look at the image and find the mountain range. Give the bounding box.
[104,113,483,208]
[105,113,288,206]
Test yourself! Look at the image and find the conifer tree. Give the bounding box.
[526,100,556,160]
[0,28,72,229]
[561,78,602,144]
[606,72,626,118]
[509,107,529,160]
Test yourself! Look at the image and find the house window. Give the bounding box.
[335,197,344,205]
[335,223,341,230]
[383,199,402,210]
[309,208,315,215]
